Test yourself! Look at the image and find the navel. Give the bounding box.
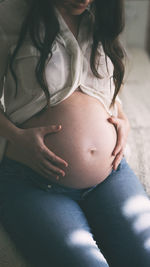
[89,147,97,155]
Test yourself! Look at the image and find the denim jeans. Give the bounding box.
[0,156,150,267]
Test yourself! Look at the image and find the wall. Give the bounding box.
[121,0,149,49]
[146,3,150,54]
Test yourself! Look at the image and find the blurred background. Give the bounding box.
[120,0,150,196]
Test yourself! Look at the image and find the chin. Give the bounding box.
[67,5,87,15]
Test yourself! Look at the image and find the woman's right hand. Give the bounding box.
[9,124,68,180]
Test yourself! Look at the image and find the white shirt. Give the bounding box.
[45,7,122,113]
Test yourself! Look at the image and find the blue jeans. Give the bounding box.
[0,156,150,267]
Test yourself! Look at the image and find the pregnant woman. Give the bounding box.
[0,0,150,266]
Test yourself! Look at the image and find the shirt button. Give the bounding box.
[47,184,52,188]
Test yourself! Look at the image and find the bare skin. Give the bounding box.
[5,88,117,188]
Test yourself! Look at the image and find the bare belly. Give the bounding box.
[5,90,117,189]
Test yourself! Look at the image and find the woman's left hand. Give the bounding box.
[107,116,130,170]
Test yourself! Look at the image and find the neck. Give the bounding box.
[55,6,83,40]
[56,5,83,28]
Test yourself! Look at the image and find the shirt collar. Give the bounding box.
[54,6,93,53]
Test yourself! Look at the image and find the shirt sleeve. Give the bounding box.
[0,25,9,112]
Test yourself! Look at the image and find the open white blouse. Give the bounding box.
[0,1,122,162]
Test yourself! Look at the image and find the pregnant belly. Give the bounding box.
[5,90,117,189]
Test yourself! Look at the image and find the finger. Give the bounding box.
[113,151,124,170]
[41,124,62,136]
[43,146,68,167]
[30,162,58,180]
[112,142,123,156]
[112,132,124,156]
[40,159,66,177]
[107,116,119,127]
[40,166,60,180]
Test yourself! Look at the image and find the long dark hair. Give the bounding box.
[10,0,126,110]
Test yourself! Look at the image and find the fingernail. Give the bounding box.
[56,125,61,129]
